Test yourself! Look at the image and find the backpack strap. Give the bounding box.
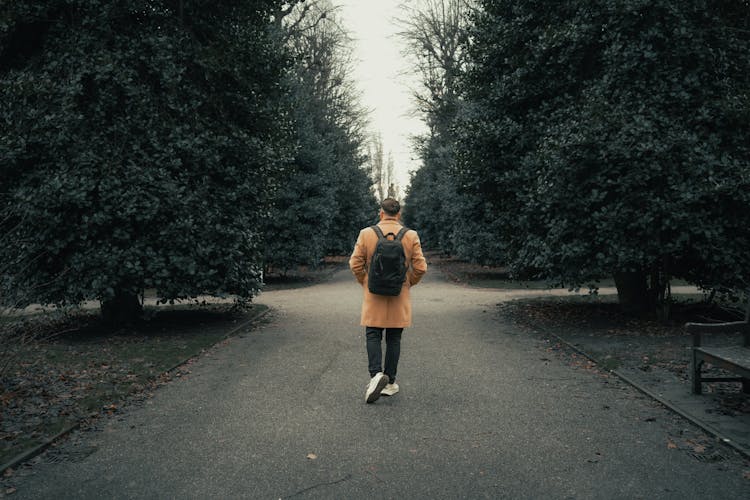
[372,225,409,241]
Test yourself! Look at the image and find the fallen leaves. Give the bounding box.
[306,453,318,460]
[667,440,678,449]
[684,439,709,454]
[0,306,251,465]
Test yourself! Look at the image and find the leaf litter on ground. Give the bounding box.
[0,303,267,467]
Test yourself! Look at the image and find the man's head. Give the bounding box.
[380,198,401,219]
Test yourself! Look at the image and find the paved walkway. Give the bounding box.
[9,270,749,499]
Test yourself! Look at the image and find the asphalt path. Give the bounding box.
[11,268,749,499]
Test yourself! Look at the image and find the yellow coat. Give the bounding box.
[349,219,427,328]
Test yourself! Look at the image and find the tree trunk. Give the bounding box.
[613,271,650,315]
[101,291,142,326]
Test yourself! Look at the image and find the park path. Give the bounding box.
[11,268,748,499]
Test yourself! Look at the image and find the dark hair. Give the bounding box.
[381,198,401,216]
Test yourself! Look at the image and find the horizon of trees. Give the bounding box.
[3,0,748,323]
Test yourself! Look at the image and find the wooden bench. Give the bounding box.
[687,305,750,395]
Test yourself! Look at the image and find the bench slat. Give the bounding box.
[694,346,750,378]
[699,377,745,383]
[688,304,750,394]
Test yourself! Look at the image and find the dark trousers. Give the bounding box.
[366,326,403,383]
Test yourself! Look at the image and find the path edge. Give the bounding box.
[546,332,750,461]
[0,306,272,474]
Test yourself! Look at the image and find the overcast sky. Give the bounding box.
[337,0,428,198]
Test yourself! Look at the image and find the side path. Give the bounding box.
[10,269,749,499]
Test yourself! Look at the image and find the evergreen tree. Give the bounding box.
[456,0,750,314]
[264,0,375,271]
[0,1,292,322]
[399,1,476,256]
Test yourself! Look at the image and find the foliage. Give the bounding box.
[400,1,482,257]
[423,0,750,312]
[396,0,471,133]
[0,1,292,318]
[264,0,376,271]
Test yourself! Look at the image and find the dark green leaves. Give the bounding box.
[409,0,750,303]
[1,1,292,309]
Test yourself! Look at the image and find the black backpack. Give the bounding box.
[368,225,409,296]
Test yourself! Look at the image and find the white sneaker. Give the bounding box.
[381,383,399,396]
[365,372,389,403]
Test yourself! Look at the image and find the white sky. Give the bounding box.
[337,0,428,198]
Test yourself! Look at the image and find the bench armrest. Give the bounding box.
[685,321,750,347]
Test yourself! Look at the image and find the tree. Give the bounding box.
[263,0,376,270]
[0,1,292,323]
[397,0,471,133]
[399,1,478,256]
[455,0,750,315]
[368,133,398,202]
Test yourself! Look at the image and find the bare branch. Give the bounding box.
[395,0,473,127]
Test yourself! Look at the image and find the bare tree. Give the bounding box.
[396,0,473,133]
[274,1,334,40]
[280,1,368,140]
[385,152,400,199]
[370,134,403,202]
[368,134,385,201]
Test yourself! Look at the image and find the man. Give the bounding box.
[349,198,427,403]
